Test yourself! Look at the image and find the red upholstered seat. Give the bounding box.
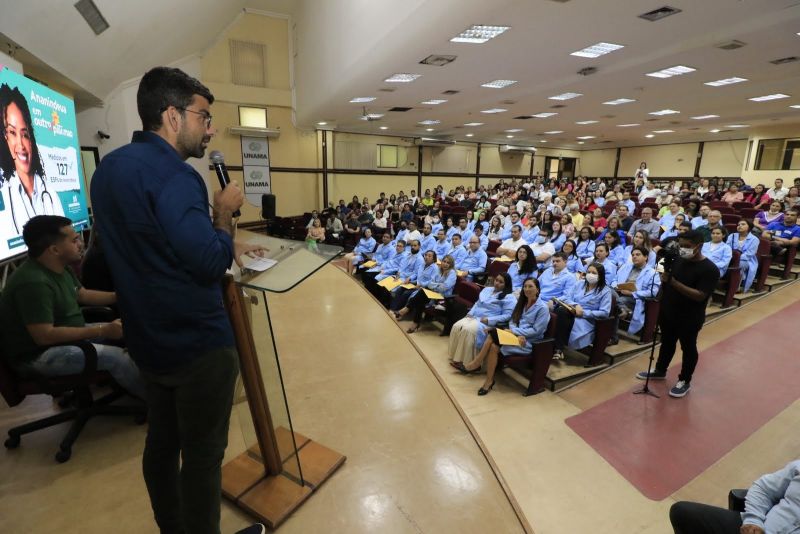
[500,312,558,396]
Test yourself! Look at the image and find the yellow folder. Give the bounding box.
[378,277,403,290]
[361,260,377,268]
[423,288,445,300]
[401,283,417,289]
[456,270,467,278]
[497,328,522,346]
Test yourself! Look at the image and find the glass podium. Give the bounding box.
[220,231,345,529]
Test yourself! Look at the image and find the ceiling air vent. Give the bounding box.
[770,56,799,65]
[514,115,534,120]
[669,121,681,125]
[500,99,517,105]
[601,114,616,119]
[500,145,537,154]
[74,0,110,35]
[716,40,746,50]
[442,89,460,95]
[645,118,659,122]
[420,54,457,66]
[638,6,682,22]
[550,104,566,109]
[599,140,614,143]
[688,127,700,130]
[378,87,396,92]
[414,137,456,147]
[577,67,598,76]
[229,40,267,88]
[389,107,412,112]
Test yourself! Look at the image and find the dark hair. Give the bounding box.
[679,229,704,246]
[561,240,578,257]
[594,242,609,255]
[586,262,607,290]
[495,272,513,300]
[23,215,74,258]
[631,245,649,258]
[511,277,541,324]
[515,245,537,274]
[0,83,46,182]
[137,67,214,131]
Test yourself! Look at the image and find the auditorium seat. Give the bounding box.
[739,208,759,220]
[486,240,501,258]
[500,312,557,396]
[718,250,742,307]
[716,206,736,215]
[486,259,511,281]
[754,238,773,292]
[639,299,660,344]
[732,201,753,210]
[778,244,798,280]
[721,213,740,225]
[582,295,617,367]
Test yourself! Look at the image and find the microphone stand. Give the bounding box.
[634,268,664,398]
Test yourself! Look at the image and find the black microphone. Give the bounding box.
[209,150,240,218]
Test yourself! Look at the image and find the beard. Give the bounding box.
[177,129,211,160]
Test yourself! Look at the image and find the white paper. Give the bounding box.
[241,256,278,272]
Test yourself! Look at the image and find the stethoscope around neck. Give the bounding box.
[7,174,54,234]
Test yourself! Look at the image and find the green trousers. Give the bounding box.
[141,347,239,534]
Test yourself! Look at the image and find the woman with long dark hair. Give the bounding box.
[507,245,537,292]
[452,277,550,395]
[552,262,612,360]
[448,272,516,365]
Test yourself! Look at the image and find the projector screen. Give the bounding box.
[0,66,90,263]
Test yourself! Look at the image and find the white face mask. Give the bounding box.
[586,273,599,284]
[537,236,548,244]
[679,247,695,259]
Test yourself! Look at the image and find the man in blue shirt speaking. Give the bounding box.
[91,67,265,534]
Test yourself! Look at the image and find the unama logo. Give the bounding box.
[248,141,262,151]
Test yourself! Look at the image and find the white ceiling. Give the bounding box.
[2,0,799,149]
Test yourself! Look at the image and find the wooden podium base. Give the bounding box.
[222,427,345,529]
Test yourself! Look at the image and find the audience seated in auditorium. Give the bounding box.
[764,207,800,260]
[394,255,457,333]
[702,227,733,277]
[0,215,146,400]
[507,245,537,293]
[343,227,376,275]
[496,225,527,259]
[560,240,583,273]
[452,278,550,396]
[628,207,661,240]
[623,230,657,268]
[461,235,488,280]
[583,242,618,283]
[390,248,438,311]
[613,247,661,336]
[766,178,789,201]
[754,200,784,231]
[726,219,759,293]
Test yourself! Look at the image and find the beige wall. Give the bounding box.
[699,139,747,178]
[618,143,699,178]
[741,124,800,185]
[578,148,617,177]
[328,173,417,206]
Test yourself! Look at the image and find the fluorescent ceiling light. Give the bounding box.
[646,65,696,78]
[531,112,558,118]
[645,134,655,138]
[652,129,675,133]
[577,141,585,145]
[725,124,749,128]
[704,77,747,87]
[544,130,563,134]
[649,109,680,116]
[617,123,639,127]
[421,99,447,105]
[538,140,548,143]
[504,128,524,133]
[691,114,720,120]
[549,92,583,100]
[379,126,389,130]
[384,73,421,83]
[710,129,721,133]
[425,128,435,132]
[576,136,595,139]
[464,122,485,126]
[603,98,636,105]
[349,96,376,103]
[791,105,800,109]
[481,79,517,88]
[450,25,510,44]
[506,135,514,138]
[480,108,507,114]
[360,113,384,120]
[571,42,624,58]
[465,133,474,137]
[418,119,441,125]
[316,121,327,126]
[749,93,790,102]
[576,120,598,124]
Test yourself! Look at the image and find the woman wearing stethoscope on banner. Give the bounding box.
[0,84,64,235]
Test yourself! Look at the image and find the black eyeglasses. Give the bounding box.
[176,107,213,128]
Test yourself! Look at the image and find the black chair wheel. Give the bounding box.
[55,448,72,463]
[4,435,20,449]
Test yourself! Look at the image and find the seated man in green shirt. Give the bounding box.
[0,215,145,400]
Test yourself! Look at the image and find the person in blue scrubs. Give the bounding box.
[623,230,657,268]
[726,219,760,292]
[454,277,550,395]
[507,245,538,292]
[460,235,488,280]
[581,242,618,283]
[701,227,733,277]
[343,227,376,274]
[447,234,468,268]
[603,231,627,268]
[432,228,450,258]
[553,262,613,359]
[357,231,394,275]
[396,255,458,333]
[614,247,661,336]
[390,248,437,311]
[561,239,583,273]
[575,226,596,264]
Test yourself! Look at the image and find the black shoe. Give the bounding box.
[235,524,266,534]
[478,381,495,396]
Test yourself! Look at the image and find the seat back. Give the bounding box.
[755,238,773,291]
[455,279,481,305]
[722,213,740,225]
[739,208,758,220]
[716,206,736,215]
[732,202,753,210]
[486,259,511,280]
[486,239,501,256]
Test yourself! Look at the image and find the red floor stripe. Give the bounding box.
[565,300,800,500]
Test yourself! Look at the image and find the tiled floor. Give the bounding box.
[1,264,798,533]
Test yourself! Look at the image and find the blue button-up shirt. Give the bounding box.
[90,131,234,371]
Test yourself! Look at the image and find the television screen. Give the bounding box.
[0,66,90,263]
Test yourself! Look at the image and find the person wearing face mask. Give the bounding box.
[530,227,556,270]
[636,230,720,398]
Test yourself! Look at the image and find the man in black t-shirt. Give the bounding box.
[636,230,720,397]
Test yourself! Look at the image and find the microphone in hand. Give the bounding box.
[210,150,241,217]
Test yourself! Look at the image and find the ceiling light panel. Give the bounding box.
[576,136,595,139]
[464,122,485,126]
[465,133,474,137]
[576,120,599,124]
[645,134,655,138]
[710,129,721,133]
[421,99,447,105]
[480,108,507,114]
[725,124,749,128]
[384,73,421,83]
[450,25,510,44]
[350,96,376,103]
[603,98,636,105]
[379,126,389,130]
[549,92,583,100]
[652,129,675,133]
[481,79,518,88]
[531,112,558,118]
[570,42,624,58]
[617,123,639,127]
[649,109,680,115]
[418,120,440,125]
[646,65,696,78]
[544,130,564,134]
[704,77,747,87]
[360,113,384,120]
[691,114,720,119]
[791,105,800,109]
[749,94,790,102]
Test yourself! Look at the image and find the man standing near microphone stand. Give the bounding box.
[91,67,267,534]
[636,230,720,398]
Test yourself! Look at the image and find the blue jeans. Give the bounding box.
[26,340,147,400]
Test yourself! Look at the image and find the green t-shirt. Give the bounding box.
[0,259,84,367]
